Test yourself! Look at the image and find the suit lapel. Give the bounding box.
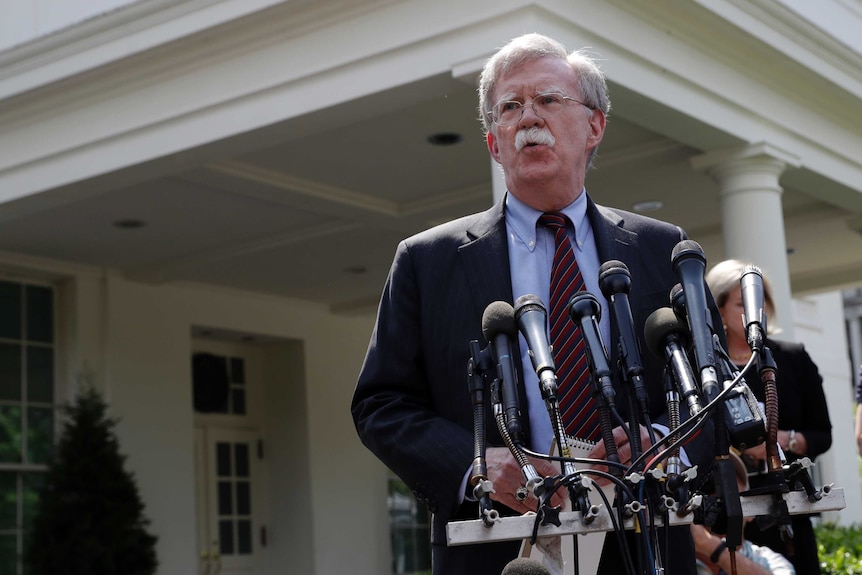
[459,198,533,444]
[460,199,514,312]
[590,199,642,304]
[590,200,638,267]
[588,199,642,382]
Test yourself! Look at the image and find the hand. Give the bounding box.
[742,442,766,462]
[775,429,806,455]
[788,430,807,455]
[586,425,652,485]
[485,447,566,514]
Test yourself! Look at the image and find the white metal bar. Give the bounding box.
[446,487,845,546]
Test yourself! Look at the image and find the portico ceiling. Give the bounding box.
[1,0,861,314]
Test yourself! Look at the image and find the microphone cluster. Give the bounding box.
[461,239,824,575]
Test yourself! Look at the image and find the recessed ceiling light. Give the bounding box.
[113,219,147,229]
[427,132,463,146]
[632,200,663,212]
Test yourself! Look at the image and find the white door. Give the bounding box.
[195,426,266,575]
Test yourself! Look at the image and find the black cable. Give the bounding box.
[628,353,755,476]
[513,353,758,575]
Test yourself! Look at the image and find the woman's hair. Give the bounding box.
[705,258,779,334]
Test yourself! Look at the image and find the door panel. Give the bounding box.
[196,427,264,575]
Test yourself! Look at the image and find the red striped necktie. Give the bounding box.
[538,212,600,441]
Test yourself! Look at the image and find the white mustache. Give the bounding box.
[515,127,555,151]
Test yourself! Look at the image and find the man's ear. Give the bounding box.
[486,131,501,163]
[587,108,606,148]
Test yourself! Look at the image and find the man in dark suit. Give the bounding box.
[352,33,717,575]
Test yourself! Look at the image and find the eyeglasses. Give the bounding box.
[489,92,593,126]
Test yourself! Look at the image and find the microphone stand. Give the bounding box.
[511,294,583,515]
[536,363,582,499]
[621,376,646,465]
[700,384,743,574]
[467,340,499,526]
[747,345,795,551]
[705,324,766,560]
[662,371,685,502]
[489,368,544,499]
[571,293,634,574]
[568,292,623,482]
[528,350,594,538]
[768,341,827,506]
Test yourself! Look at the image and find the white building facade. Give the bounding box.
[2,1,862,574]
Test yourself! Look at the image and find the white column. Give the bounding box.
[490,157,506,205]
[692,142,801,339]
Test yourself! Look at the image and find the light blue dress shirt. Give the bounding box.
[505,190,611,453]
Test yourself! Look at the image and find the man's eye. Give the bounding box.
[538,94,560,105]
[501,101,521,112]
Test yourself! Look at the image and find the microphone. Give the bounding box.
[501,558,552,575]
[599,260,648,412]
[513,294,556,392]
[482,301,525,445]
[670,282,686,320]
[740,264,766,353]
[513,294,581,481]
[644,307,703,416]
[671,280,766,449]
[566,291,615,405]
[671,240,719,401]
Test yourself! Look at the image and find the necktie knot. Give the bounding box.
[539,212,569,231]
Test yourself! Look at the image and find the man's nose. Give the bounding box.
[519,102,545,126]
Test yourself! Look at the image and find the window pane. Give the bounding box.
[217,481,233,515]
[0,472,16,530]
[234,444,249,478]
[20,532,31,573]
[0,407,22,463]
[389,476,431,575]
[229,358,245,384]
[212,385,229,414]
[26,407,53,465]
[25,286,53,344]
[22,473,45,530]
[0,282,21,340]
[391,529,408,574]
[0,344,21,402]
[237,519,252,555]
[231,389,246,415]
[26,346,53,403]
[219,520,234,555]
[0,534,17,575]
[415,529,432,569]
[236,481,250,515]
[216,443,231,477]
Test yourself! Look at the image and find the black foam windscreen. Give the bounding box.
[500,557,552,575]
[482,300,517,342]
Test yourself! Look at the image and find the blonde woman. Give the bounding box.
[706,259,832,575]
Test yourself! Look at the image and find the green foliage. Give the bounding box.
[24,385,158,575]
[816,521,862,575]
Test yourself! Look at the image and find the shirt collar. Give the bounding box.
[505,189,590,250]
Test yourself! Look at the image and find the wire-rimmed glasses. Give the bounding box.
[489,92,593,126]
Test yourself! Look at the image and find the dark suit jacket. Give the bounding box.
[352,195,719,575]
